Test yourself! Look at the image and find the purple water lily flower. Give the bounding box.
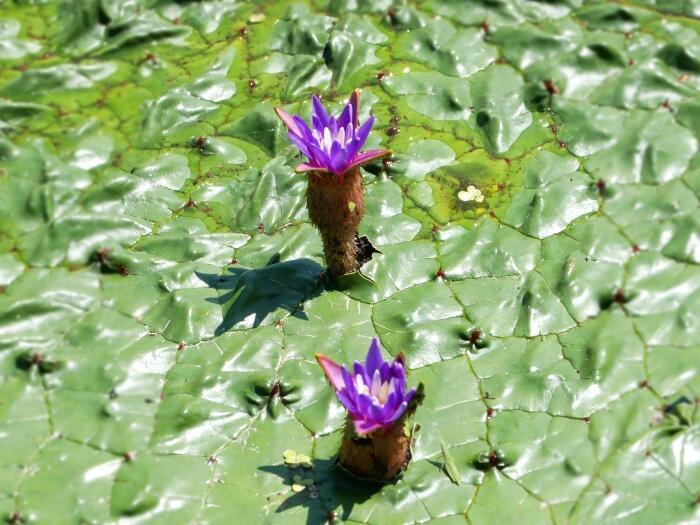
[275,90,389,182]
[316,338,416,435]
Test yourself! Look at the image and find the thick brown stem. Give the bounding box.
[338,419,412,482]
[306,168,365,277]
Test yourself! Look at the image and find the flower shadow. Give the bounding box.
[195,256,326,334]
[259,458,384,525]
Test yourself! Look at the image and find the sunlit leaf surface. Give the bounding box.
[0,1,699,524]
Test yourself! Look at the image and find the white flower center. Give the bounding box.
[355,372,392,405]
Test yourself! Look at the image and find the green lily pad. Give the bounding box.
[0,1,698,524]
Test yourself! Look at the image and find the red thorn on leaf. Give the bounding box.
[583,416,591,424]
[185,198,195,208]
[486,407,494,418]
[596,179,606,194]
[177,341,186,351]
[123,452,134,463]
[661,99,671,111]
[638,380,649,389]
[644,449,652,457]
[614,289,625,304]
[497,183,505,192]
[32,352,43,366]
[543,79,559,95]
[207,456,218,464]
[550,124,558,133]
[628,58,635,66]
[558,141,566,149]
[257,223,266,234]
[431,224,440,234]
[248,79,257,89]
[9,512,21,525]
[470,330,482,345]
[679,73,690,83]
[238,26,248,37]
[631,244,640,254]
[274,319,284,329]
[97,247,110,262]
[376,70,387,83]
[327,511,336,524]
[623,31,631,39]
[481,21,490,33]
[436,268,446,280]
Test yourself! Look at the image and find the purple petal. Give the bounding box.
[341,367,356,395]
[365,338,384,376]
[391,362,407,393]
[336,388,357,412]
[353,362,369,387]
[307,142,330,168]
[354,116,375,150]
[312,95,329,128]
[386,401,409,425]
[368,402,385,423]
[379,361,392,383]
[329,141,346,174]
[383,390,401,413]
[353,418,382,435]
[316,354,345,390]
[296,162,327,173]
[292,115,316,143]
[337,101,353,130]
[311,115,325,136]
[288,132,313,159]
[345,149,390,172]
[275,107,301,136]
[349,90,360,128]
[356,393,374,418]
[343,138,364,163]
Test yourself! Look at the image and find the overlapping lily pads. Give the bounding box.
[0,1,698,524]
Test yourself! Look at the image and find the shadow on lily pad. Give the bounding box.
[196,256,325,333]
[259,458,384,525]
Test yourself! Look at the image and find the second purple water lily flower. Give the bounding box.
[275,90,389,182]
[316,338,416,435]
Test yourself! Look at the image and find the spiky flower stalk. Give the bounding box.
[316,338,422,481]
[275,91,389,277]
